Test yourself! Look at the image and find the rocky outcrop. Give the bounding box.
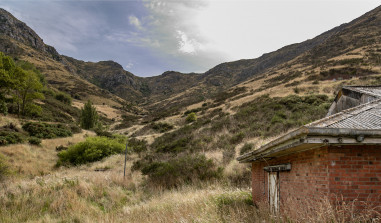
[0,8,61,61]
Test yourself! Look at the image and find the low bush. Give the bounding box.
[129,138,148,154]
[186,112,197,123]
[54,92,72,105]
[57,136,127,166]
[155,137,191,153]
[0,131,24,146]
[183,107,203,116]
[140,154,222,188]
[95,129,113,138]
[39,96,80,123]
[69,125,82,134]
[150,122,174,133]
[22,122,72,139]
[28,137,41,145]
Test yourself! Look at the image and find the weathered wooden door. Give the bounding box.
[268,172,279,214]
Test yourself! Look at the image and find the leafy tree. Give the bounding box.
[80,100,99,129]
[0,52,16,115]
[0,52,45,117]
[12,67,44,116]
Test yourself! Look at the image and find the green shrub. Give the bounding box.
[95,129,113,138]
[0,101,7,115]
[183,108,203,116]
[141,154,222,188]
[186,112,197,123]
[55,92,72,105]
[22,122,72,139]
[0,131,24,145]
[129,138,148,154]
[69,125,82,134]
[156,137,191,153]
[150,122,174,133]
[0,154,10,181]
[57,136,127,166]
[39,95,81,123]
[28,137,41,145]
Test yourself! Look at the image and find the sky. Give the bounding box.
[0,0,380,77]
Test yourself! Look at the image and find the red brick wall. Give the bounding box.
[251,145,381,211]
[251,146,330,204]
[328,145,381,209]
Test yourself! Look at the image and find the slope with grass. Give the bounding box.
[1,5,381,223]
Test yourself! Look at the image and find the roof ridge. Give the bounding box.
[343,85,381,98]
[306,98,381,127]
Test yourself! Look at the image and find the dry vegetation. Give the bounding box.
[1,7,381,222]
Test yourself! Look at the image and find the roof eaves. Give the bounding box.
[237,127,381,163]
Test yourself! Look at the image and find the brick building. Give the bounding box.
[237,86,381,213]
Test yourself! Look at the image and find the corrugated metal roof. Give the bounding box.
[307,99,381,130]
[237,86,381,162]
[344,86,381,98]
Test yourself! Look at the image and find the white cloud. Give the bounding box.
[125,62,134,69]
[177,30,199,54]
[129,15,143,30]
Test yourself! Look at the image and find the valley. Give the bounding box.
[0,5,381,222]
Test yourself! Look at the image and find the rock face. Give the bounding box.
[0,8,61,60]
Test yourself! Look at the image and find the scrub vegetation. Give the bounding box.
[2,4,381,221]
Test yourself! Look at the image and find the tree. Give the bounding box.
[0,53,16,115]
[12,67,44,116]
[80,100,99,129]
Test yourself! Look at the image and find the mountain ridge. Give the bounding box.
[1,5,381,113]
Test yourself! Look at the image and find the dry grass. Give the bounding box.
[0,130,95,178]
[281,195,381,223]
[0,141,379,222]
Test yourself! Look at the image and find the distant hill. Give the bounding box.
[1,6,381,113]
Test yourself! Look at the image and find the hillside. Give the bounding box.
[1,5,381,222]
[2,6,381,115]
[0,8,134,110]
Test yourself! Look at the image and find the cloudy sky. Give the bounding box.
[0,0,380,77]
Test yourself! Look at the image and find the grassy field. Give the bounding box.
[1,128,379,222]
